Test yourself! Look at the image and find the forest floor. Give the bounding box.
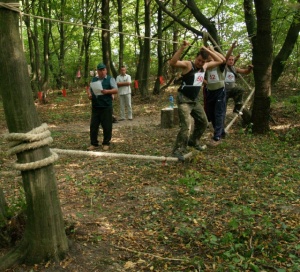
[0,84,299,272]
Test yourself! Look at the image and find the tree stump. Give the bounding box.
[161,107,179,128]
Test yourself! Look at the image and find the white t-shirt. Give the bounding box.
[116,74,132,95]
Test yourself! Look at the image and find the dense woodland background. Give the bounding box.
[20,0,300,93]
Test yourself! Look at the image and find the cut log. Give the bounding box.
[161,107,179,128]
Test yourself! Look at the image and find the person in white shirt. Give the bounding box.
[225,41,253,113]
[116,66,133,121]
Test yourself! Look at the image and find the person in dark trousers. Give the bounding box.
[169,41,224,159]
[225,41,253,114]
[87,63,118,151]
[205,47,226,146]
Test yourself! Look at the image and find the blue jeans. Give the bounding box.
[206,87,226,140]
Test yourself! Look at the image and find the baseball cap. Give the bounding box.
[97,63,106,70]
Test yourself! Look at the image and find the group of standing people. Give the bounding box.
[86,64,133,151]
[170,40,253,159]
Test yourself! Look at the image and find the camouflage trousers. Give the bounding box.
[226,86,244,111]
[173,100,208,153]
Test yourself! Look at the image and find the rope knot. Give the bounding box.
[4,123,58,171]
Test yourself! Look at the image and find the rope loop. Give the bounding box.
[4,123,58,171]
[0,2,20,13]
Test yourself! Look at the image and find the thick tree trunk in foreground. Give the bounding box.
[0,0,68,269]
[251,0,273,134]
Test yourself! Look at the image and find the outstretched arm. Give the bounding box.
[234,53,240,64]
[169,40,192,74]
[202,46,225,70]
[225,41,238,61]
[236,64,254,75]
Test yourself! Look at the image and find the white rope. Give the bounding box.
[0,2,19,12]
[4,123,59,171]
[51,148,194,162]
[13,151,58,171]
[225,88,255,133]
[0,2,181,46]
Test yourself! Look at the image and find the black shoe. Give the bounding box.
[233,104,243,114]
[188,140,194,147]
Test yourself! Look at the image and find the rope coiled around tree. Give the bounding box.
[4,123,58,171]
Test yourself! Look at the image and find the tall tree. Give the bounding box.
[134,0,144,93]
[153,5,163,95]
[50,0,66,89]
[101,0,117,77]
[139,0,151,97]
[251,0,273,133]
[80,0,101,86]
[41,0,51,93]
[117,0,124,68]
[0,0,68,269]
[22,0,42,96]
[271,0,300,86]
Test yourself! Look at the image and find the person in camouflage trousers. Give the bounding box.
[169,41,225,160]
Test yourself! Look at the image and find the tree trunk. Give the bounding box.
[139,0,151,97]
[102,0,110,70]
[33,15,43,92]
[271,0,300,86]
[243,0,256,44]
[22,0,42,96]
[0,1,68,269]
[153,6,163,95]
[117,0,124,68]
[58,0,66,89]
[251,0,273,134]
[133,0,143,94]
[41,1,51,93]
